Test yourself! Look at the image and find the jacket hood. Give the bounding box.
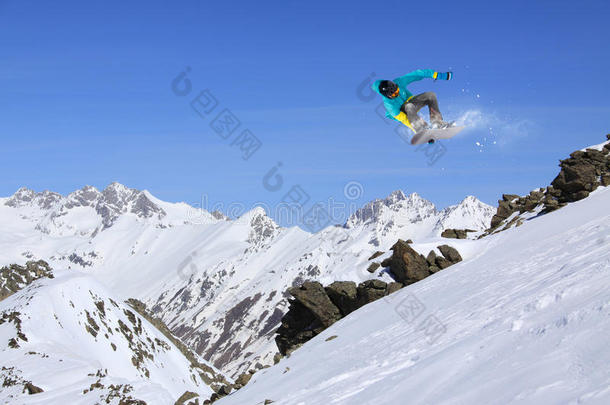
[372,79,384,96]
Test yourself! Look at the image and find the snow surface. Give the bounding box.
[216,186,610,405]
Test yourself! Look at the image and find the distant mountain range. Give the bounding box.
[0,182,494,378]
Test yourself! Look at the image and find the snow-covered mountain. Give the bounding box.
[0,183,494,378]
[0,270,222,404]
[345,191,495,246]
[215,184,610,405]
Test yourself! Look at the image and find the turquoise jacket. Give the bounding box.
[372,69,443,121]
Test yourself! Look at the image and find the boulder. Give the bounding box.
[288,282,341,328]
[325,281,359,316]
[386,282,403,295]
[428,265,441,274]
[441,229,472,239]
[383,240,430,285]
[502,194,520,202]
[357,280,388,306]
[367,251,384,261]
[437,245,463,264]
[435,256,453,270]
[275,298,321,355]
[366,262,380,273]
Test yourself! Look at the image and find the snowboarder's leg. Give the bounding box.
[401,102,428,133]
[409,92,444,125]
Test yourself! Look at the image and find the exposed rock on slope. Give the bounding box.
[486,134,610,235]
[441,228,475,239]
[275,241,461,356]
[126,298,229,393]
[275,280,401,356]
[0,260,53,301]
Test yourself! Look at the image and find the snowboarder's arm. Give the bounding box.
[395,69,452,86]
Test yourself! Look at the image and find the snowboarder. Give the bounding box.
[372,69,453,135]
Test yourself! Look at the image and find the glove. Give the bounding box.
[435,72,453,81]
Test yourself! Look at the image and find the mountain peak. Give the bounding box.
[104,181,131,193]
[386,190,407,203]
[436,196,495,232]
[5,187,62,209]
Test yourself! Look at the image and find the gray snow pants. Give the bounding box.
[400,92,444,132]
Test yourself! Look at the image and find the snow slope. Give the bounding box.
[216,186,610,405]
[0,271,218,404]
[0,184,494,377]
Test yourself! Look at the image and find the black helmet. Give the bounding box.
[379,80,398,98]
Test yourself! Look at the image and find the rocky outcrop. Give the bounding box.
[0,260,53,301]
[275,279,405,356]
[551,142,610,202]
[204,366,270,403]
[441,228,475,239]
[486,135,610,235]
[274,237,466,356]
[287,282,342,328]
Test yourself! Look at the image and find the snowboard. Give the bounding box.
[411,125,465,145]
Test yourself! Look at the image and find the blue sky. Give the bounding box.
[1,0,609,228]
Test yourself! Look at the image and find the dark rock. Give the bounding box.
[406,239,413,244]
[24,382,43,395]
[1,260,53,301]
[573,190,590,200]
[383,240,430,285]
[441,229,471,239]
[437,245,463,264]
[502,194,520,202]
[490,214,505,228]
[234,371,253,387]
[275,299,320,356]
[428,265,441,273]
[440,229,457,239]
[386,282,403,295]
[288,282,342,328]
[425,251,437,266]
[434,256,453,270]
[602,174,610,187]
[366,262,380,273]
[551,153,601,202]
[217,384,232,396]
[496,200,512,218]
[368,251,384,261]
[175,391,198,405]
[325,281,359,316]
[357,280,387,306]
